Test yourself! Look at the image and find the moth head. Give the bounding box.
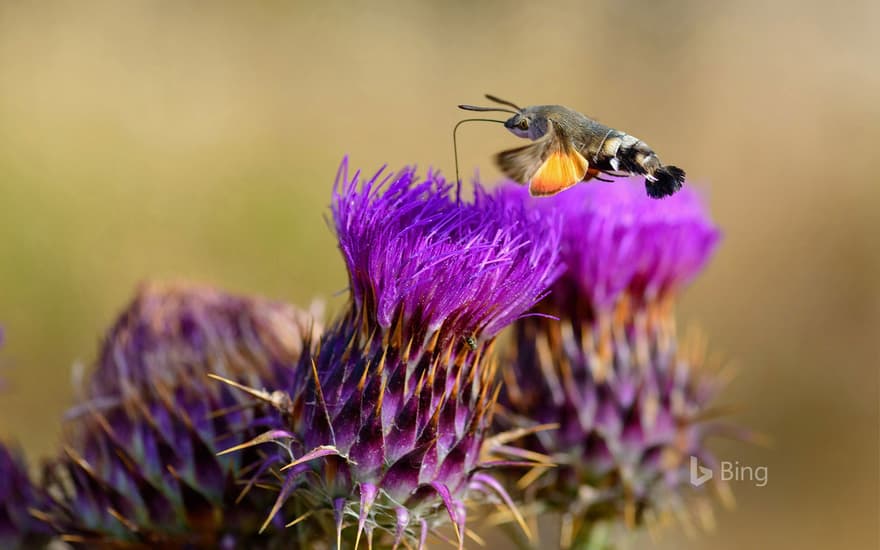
[504,108,548,140]
[503,113,531,138]
[458,95,547,140]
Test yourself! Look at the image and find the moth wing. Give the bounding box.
[528,142,589,197]
[494,123,589,196]
[495,139,550,184]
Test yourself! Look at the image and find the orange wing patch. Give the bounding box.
[528,148,589,197]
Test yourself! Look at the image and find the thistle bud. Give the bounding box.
[40,283,318,548]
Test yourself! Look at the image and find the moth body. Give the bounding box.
[460,95,685,198]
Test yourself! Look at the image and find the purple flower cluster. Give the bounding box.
[532,178,719,312]
[0,161,733,550]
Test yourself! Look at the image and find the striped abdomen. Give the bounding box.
[585,131,685,199]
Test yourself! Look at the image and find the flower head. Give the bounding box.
[41,283,318,548]
[333,161,563,341]
[0,442,51,549]
[232,160,563,548]
[496,178,729,546]
[538,178,719,312]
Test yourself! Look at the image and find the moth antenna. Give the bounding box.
[452,117,505,203]
[485,94,522,111]
[458,104,518,115]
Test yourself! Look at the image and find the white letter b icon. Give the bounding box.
[690,456,713,487]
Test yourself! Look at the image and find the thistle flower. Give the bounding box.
[496,179,727,547]
[0,442,51,549]
[39,283,319,548]
[548,178,719,314]
[227,160,563,549]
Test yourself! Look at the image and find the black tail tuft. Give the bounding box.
[646,165,685,199]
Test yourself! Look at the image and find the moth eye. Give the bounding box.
[517,119,529,130]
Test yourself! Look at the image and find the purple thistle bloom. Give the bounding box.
[230,159,563,549]
[535,178,719,312]
[333,160,563,341]
[40,283,319,548]
[0,442,51,549]
[496,178,730,546]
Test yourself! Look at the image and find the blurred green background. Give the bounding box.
[0,1,877,548]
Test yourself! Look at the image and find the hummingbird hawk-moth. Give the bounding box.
[457,94,686,198]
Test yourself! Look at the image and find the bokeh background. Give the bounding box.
[1,2,877,548]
